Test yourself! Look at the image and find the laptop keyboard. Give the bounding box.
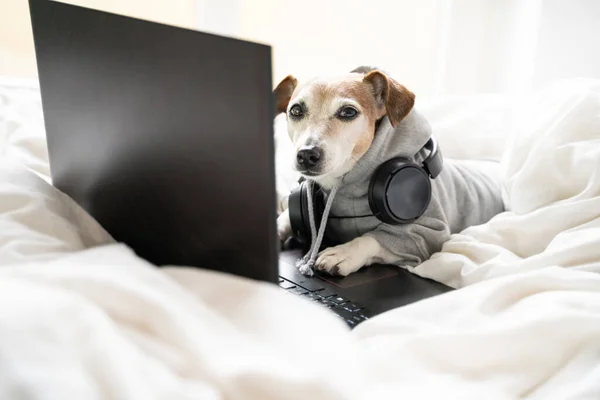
[279,277,371,328]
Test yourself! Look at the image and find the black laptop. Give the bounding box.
[29,0,451,328]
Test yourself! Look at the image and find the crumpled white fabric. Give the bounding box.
[0,244,360,400]
[0,160,113,265]
[412,79,600,288]
[1,243,599,399]
[1,76,600,399]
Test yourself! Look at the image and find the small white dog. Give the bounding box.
[274,67,505,276]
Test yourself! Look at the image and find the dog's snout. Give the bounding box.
[296,146,322,168]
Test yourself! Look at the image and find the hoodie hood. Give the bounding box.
[342,110,432,188]
[329,110,433,214]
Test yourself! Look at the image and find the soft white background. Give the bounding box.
[2,0,600,96]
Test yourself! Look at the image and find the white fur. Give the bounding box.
[286,84,371,189]
[315,236,398,276]
[277,209,292,243]
[274,114,300,215]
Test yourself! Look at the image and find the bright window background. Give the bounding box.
[2,0,600,96]
[0,0,199,77]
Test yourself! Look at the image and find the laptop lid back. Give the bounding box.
[29,0,278,282]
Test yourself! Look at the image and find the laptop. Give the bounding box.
[29,0,451,328]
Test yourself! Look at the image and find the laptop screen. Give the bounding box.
[29,0,278,282]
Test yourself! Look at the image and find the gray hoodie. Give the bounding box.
[323,110,505,266]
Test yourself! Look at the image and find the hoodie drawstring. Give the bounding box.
[295,180,340,276]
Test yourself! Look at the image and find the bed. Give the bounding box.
[1,75,599,399]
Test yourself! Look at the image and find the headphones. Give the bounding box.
[288,137,443,249]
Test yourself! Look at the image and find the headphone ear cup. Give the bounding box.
[288,181,309,248]
[369,159,432,224]
[288,181,326,250]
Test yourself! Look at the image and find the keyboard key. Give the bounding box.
[326,300,341,309]
[305,292,321,301]
[318,288,337,298]
[342,303,363,313]
[318,301,335,309]
[279,281,296,290]
[331,296,347,305]
[318,297,333,305]
[345,319,357,327]
[289,286,309,296]
[333,307,355,320]
[352,315,365,323]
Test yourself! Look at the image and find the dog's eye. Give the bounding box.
[337,106,359,120]
[289,104,304,118]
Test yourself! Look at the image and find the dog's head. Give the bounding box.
[273,68,415,186]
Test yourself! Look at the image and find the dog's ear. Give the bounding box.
[363,71,415,127]
[273,75,298,116]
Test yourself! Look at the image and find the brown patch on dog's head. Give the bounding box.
[298,76,382,161]
[363,70,415,127]
[281,71,416,188]
[336,79,380,122]
[273,75,298,116]
[334,80,380,159]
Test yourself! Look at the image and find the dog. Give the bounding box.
[274,67,505,276]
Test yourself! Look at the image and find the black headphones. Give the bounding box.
[288,137,443,249]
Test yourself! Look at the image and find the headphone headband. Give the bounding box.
[422,137,443,179]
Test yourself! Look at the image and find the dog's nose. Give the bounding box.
[296,146,322,168]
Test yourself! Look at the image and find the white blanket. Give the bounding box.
[1,76,600,399]
[414,79,600,288]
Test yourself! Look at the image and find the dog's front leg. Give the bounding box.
[277,209,292,243]
[315,236,395,276]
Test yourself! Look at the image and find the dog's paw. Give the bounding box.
[277,210,292,243]
[315,237,377,276]
[316,236,384,276]
[316,243,365,276]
